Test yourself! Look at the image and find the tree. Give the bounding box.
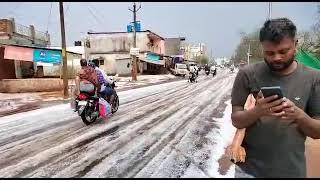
[297,4,320,57]
[233,4,320,62]
[233,29,264,65]
[312,4,320,57]
[311,24,320,57]
[201,56,209,65]
[297,30,315,52]
[230,55,236,65]
[195,55,209,65]
[210,58,217,65]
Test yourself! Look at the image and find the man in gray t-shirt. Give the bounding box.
[231,17,320,178]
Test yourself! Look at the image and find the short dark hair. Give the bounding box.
[80,59,87,67]
[92,59,99,67]
[259,17,297,43]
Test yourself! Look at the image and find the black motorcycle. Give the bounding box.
[211,69,217,77]
[188,71,197,83]
[205,69,210,75]
[74,79,119,125]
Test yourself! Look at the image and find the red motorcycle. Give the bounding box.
[74,79,119,125]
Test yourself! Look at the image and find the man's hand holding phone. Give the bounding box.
[280,98,307,121]
[253,91,286,118]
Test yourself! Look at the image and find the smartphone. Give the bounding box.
[260,86,284,99]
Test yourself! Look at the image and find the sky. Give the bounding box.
[0,2,318,58]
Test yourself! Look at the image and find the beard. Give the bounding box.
[264,56,295,72]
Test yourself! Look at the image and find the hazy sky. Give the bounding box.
[0,2,318,58]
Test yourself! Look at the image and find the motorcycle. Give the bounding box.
[205,69,210,76]
[188,71,197,83]
[211,68,217,77]
[74,78,119,125]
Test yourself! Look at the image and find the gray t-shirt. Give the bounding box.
[231,61,320,178]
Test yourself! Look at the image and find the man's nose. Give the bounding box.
[273,53,283,62]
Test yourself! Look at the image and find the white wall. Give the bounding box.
[89,32,150,53]
[115,58,131,76]
[39,52,82,77]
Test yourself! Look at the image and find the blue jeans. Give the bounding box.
[100,86,114,99]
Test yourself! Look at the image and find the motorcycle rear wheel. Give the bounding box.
[111,94,119,113]
[81,106,98,125]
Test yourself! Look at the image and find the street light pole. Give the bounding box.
[268,2,272,19]
[247,39,257,65]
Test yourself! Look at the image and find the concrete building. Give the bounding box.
[164,37,185,56]
[87,30,166,76]
[50,46,85,58]
[0,18,50,47]
[181,43,206,61]
[48,46,85,77]
[215,57,229,66]
[0,44,82,80]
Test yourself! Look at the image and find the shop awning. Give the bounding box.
[3,45,33,62]
[139,57,165,66]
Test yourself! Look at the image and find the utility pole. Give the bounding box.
[210,48,213,64]
[129,2,141,81]
[246,39,256,65]
[268,2,272,19]
[59,2,68,99]
[247,43,251,65]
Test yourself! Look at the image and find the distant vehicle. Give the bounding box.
[210,65,217,76]
[188,62,199,76]
[174,63,189,77]
[188,71,197,83]
[239,62,247,68]
[230,65,235,73]
[204,64,210,75]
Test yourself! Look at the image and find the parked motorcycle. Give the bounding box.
[74,78,119,125]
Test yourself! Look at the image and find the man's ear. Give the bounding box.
[295,39,298,47]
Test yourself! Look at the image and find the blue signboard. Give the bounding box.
[126,21,141,32]
[33,49,62,64]
[147,52,160,61]
[127,24,132,32]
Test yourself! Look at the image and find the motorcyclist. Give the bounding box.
[89,60,115,104]
[210,65,217,73]
[194,65,199,75]
[230,64,235,72]
[204,64,210,75]
[204,64,210,72]
[75,59,100,96]
[73,59,100,112]
[189,65,197,82]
